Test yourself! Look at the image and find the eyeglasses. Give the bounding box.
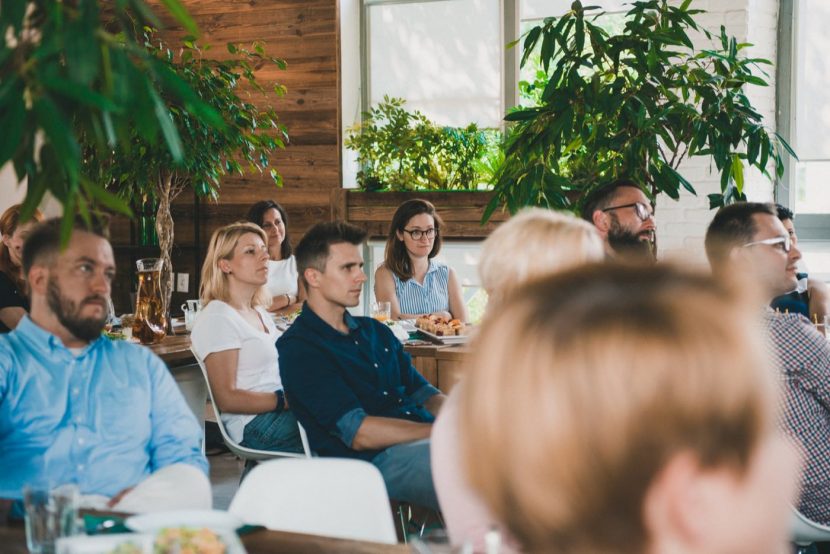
[742,235,791,253]
[601,202,654,222]
[402,228,438,241]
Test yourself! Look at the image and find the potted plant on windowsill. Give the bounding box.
[344,96,506,238]
[483,0,795,223]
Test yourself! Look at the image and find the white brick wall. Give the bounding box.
[658,0,780,262]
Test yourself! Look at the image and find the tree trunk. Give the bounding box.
[155,172,175,322]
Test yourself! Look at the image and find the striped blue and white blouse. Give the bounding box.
[392,261,450,316]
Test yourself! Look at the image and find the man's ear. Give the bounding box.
[303,267,321,289]
[28,265,49,296]
[643,451,734,552]
[591,210,610,233]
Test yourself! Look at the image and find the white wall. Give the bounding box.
[657,0,780,263]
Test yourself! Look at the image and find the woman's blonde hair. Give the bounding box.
[200,222,271,308]
[478,208,604,310]
[459,263,777,554]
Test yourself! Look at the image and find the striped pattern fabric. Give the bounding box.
[765,309,830,525]
[393,261,450,316]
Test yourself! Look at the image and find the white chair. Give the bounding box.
[792,507,830,553]
[192,348,310,463]
[228,458,398,544]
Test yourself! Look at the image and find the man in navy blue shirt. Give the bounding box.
[278,222,445,511]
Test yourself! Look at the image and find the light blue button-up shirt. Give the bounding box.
[0,316,207,499]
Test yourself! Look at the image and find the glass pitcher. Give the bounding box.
[133,258,167,344]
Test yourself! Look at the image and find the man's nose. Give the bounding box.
[91,272,111,294]
[790,244,803,263]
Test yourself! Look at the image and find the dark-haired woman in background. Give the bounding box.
[374,199,467,321]
[0,204,43,333]
[246,200,305,315]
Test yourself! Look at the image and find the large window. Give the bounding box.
[780,0,830,277]
[365,0,502,127]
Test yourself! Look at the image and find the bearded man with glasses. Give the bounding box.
[706,201,830,527]
[580,179,656,261]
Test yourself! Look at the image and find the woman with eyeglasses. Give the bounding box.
[245,200,305,315]
[0,204,44,333]
[375,199,467,321]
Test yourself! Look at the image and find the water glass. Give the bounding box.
[372,301,391,322]
[24,484,79,554]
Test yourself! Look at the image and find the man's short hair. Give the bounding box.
[704,202,776,272]
[775,203,794,222]
[22,215,110,275]
[579,179,644,221]
[295,221,368,286]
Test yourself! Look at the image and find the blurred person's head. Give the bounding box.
[705,202,801,299]
[200,222,271,309]
[459,263,799,554]
[23,216,113,346]
[245,199,292,260]
[384,199,444,280]
[296,221,367,309]
[478,208,604,310]
[0,204,44,289]
[581,180,655,261]
[775,203,798,246]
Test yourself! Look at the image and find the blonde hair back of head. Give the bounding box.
[478,208,604,311]
[200,222,271,309]
[459,263,777,554]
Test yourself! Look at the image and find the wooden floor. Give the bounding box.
[209,451,243,510]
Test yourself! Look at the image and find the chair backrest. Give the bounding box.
[228,458,398,544]
[791,507,830,546]
[191,347,307,461]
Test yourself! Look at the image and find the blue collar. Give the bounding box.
[16,315,102,358]
[298,302,361,338]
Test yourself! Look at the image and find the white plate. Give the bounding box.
[125,509,243,533]
[57,529,247,554]
[416,327,470,345]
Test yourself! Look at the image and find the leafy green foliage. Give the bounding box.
[345,96,499,191]
[83,28,287,204]
[485,0,796,222]
[0,0,218,229]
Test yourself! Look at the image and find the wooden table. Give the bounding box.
[147,333,196,367]
[0,519,408,554]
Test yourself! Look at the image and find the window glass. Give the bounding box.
[792,1,830,214]
[368,0,501,127]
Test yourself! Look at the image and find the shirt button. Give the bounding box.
[384,348,389,352]
[75,417,83,424]
[72,387,80,396]
[77,464,85,471]
[78,438,85,445]
[405,411,411,415]
[373,363,379,368]
[382,391,389,396]
[354,341,359,345]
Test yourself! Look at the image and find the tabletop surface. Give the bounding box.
[0,518,409,554]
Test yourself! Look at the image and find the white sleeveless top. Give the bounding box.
[266,255,299,298]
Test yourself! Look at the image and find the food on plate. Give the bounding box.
[415,314,466,336]
[154,527,225,554]
[108,543,143,554]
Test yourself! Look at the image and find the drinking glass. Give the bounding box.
[372,301,391,322]
[134,258,166,344]
[24,484,79,554]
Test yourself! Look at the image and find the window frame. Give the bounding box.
[776,0,829,240]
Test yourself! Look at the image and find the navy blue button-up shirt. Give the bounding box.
[277,304,440,461]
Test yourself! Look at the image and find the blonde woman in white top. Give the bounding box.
[246,200,305,315]
[190,221,302,453]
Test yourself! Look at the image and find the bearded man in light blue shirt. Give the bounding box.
[0,217,209,512]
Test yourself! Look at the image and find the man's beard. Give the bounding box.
[47,278,108,342]
[608,218,655,262]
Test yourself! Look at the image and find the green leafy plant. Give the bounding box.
[0,0,223,233]
[345,96,498,191]
[83,29,288,315]
[485,0,796,221]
